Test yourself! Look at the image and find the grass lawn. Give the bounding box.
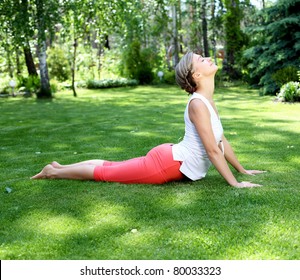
[0,85,299,260]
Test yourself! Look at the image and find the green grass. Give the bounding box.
[0,85,299,260]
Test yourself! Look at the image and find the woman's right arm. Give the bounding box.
[189,99,261,188]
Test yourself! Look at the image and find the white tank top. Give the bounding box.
[172,92,224,180]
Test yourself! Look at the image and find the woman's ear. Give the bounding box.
[192,72,202,80]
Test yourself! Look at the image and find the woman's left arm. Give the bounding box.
[221,135,266,175]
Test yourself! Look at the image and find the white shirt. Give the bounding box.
[172,93,224,180]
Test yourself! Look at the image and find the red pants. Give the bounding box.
[93,144,184,184]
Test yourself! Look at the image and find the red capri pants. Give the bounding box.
[93,143,184,184]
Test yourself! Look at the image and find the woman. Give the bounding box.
[32,51,265,187]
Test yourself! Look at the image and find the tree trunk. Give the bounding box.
[177,0,183,53]
[71,38,78,97]
[172,4,179,67]
[15,47,22,75]
[223,0,243,79]
[37,40,51,98]
[36,0,51,98]
[21,0,38,77]
[211,0,217,64]
[97,44,102,80]
[6,48,13,79]
[23,43,38,76]
[201,0,209,57]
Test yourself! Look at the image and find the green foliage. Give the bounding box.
[17,75,40,94]
[277,81,300,102]
[120,40,154,85]
[47,47,71,82]
[50,79,62,94]
[0,86,10,95]
[163,70,176,85]
[86,78,138,89]
[0,75,10,95]
[223,0,249,79]
[272,66,299,87]
[243,0,300,95]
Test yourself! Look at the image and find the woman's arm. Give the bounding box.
[221,135,245,173]
[189,99,261,188]
[222,135,266,175]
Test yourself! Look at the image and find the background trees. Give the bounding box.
[243,0,300,95]
[0,0,298,98]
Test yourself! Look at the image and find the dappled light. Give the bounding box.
[0,85,299,260]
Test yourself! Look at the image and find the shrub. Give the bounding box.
[272,66,299,88]
[86,78,138,89]
[163,70,176,85]
[17,75,40,94]
[120,40,154,84]
[50,79,62,94]
[0,86,10,95]
[277,81,300,102]
[47,47,71,82]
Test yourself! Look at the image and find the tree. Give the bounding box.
[35,0,59,98]
[243,0,300,94]
[223,0,249,79]
[201,0,209,57]
[19,0,38,77]
[172,2,180,66]
[0,0,37,78]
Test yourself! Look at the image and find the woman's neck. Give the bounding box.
[195,78,215,101]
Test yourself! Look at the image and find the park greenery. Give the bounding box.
[1,85,299,259]
[0,0,299,99]
[0,0,299,260]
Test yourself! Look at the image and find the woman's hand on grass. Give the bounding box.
[242,170,266,176]
[233,181,262,188]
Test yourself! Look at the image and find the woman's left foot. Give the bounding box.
[31,164,56,179]
[51,161,62,168]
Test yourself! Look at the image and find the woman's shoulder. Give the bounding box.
[188,97,210,114]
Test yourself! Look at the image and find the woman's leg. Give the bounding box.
[94,144,183,184]
[31,144,183,183]
[51,160,105,169]
[31,164,95,180]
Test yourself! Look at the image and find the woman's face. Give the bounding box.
[191,54,218,77]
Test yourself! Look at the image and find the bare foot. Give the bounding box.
[51,161,62,168]
[31,164,56,179]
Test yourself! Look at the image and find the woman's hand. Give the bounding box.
[233,181,262,188]
[242,170,267,176]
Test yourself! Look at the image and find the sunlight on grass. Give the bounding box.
[25,212,82,235]
[1,85,299,260]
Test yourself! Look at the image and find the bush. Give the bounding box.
[120,40,154,85]
[0,86,10,95]
[17,75,40,94]
[86,78,138,89]
[163,70,176,85]
[277,81,300,102]
[272,66,299,88]
[50,79,62,94]
[47,47,71,82]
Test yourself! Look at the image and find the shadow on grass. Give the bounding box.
[0,86,299,259]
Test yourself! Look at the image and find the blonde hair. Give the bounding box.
[175,51,196,94]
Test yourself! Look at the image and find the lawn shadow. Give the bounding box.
[1,86,299,259]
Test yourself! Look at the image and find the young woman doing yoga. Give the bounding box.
[31,51,265,187]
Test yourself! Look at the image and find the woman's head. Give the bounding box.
[175,51,218,94]
[175,51,196,94]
